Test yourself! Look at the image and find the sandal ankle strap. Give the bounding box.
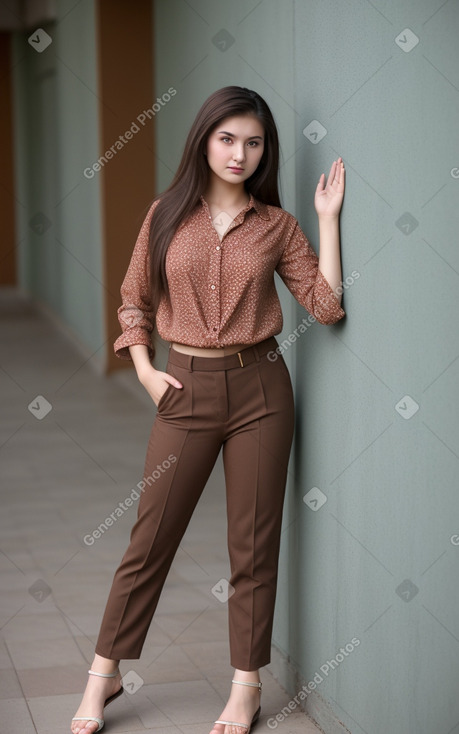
[232,678,262,691]
[88,668,119,678]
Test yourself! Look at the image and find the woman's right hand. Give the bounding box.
[138,366,183,407]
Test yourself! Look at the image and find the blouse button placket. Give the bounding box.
[207,215,223,340]
[204,204,247,343]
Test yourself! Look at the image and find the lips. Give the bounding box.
[228,167,244,172]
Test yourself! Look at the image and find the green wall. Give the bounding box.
[274,2,459,733]
[154,2,459,733]
[12,0,104,358]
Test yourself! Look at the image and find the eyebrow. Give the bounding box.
[217,130,264,140]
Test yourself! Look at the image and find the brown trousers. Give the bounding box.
[95,336,295,671]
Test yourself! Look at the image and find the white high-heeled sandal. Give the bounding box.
[213,679,262,733]
[72,668,123,733]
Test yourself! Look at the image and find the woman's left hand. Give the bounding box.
[314,156,345,218]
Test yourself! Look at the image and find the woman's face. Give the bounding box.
[205,115,265,186]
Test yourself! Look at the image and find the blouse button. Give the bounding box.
[211,284,216,290]
[216,246,221,251]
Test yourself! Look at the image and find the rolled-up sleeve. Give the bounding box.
[113,201,159,361]
[276,220,346,325]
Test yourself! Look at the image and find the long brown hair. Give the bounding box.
[148,85,281,317]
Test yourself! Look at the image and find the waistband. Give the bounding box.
[167,336,279,371]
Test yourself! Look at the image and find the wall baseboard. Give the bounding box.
[269,643,353,734]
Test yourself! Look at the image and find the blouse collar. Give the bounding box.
[200,192,270,221]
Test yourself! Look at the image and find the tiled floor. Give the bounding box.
[0,288,322,734]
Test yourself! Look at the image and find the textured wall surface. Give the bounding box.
[155,2,459,732]
[13,0,104,354]
[273,2,459,733]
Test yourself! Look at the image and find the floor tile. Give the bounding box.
[6,636,84,671]
[0,288,323,734]
[0,669,23,699]
[0,698,36,733]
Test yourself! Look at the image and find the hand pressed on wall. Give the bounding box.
[314,156,346,219]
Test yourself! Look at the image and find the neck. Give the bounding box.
[203,173,248,208]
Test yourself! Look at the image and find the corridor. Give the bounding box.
[0,287,321,734]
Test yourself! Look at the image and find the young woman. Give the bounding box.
[71,86,345,734]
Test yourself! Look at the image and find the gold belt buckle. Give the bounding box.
[237,351,244,367]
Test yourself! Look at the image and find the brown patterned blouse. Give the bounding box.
[113,193,345,361]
